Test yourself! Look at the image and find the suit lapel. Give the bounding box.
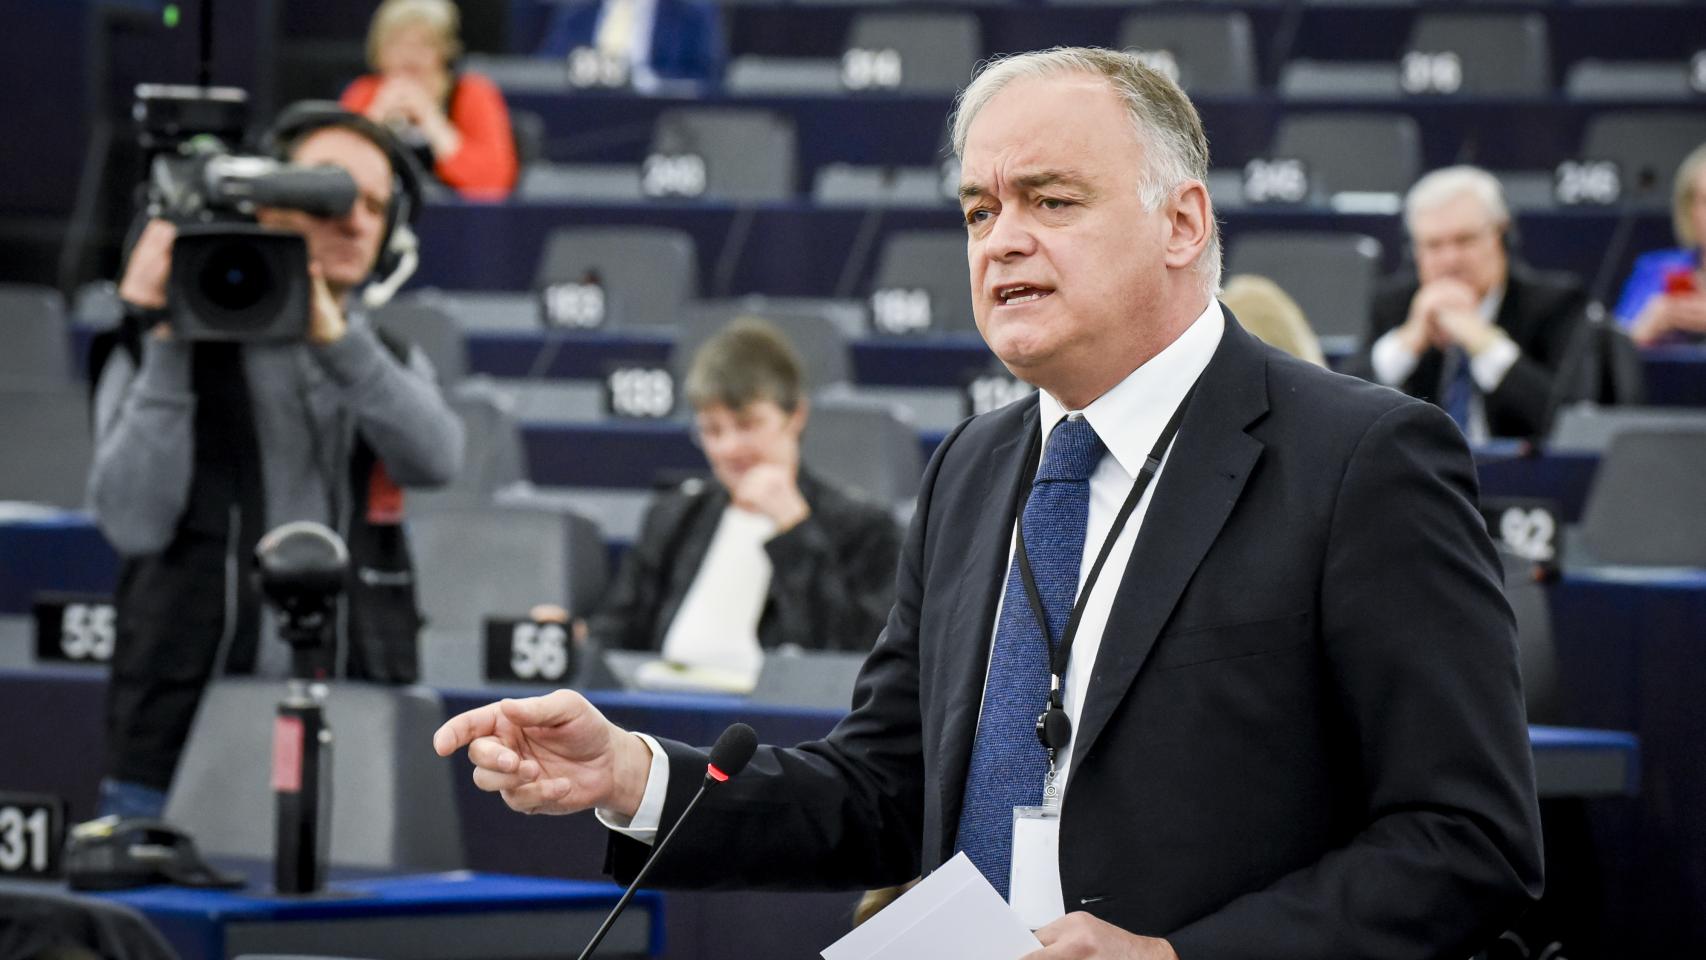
[935,401,1035,845]
[1495,264,1535,344]
[1069,321,1270,768]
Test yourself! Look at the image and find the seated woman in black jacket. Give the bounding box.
[585,320,902,675]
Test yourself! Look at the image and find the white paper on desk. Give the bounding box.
[821,852,1042,960]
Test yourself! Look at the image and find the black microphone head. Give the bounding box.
[705,723,758,783]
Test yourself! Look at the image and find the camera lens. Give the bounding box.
[172,224,307,341]
[197,241,273,314]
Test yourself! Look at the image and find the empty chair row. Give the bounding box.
[5,380,1704,573]
[479,9,1706,100]
[515,104,1706,208]
[520,107,796,202]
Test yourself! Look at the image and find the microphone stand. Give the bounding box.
[574,779,714,960]
[576,722,756,960]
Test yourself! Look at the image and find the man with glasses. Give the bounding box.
[580,319,900,667]
[1362,165,1588,441]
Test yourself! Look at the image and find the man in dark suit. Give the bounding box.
[1361,165,1587,441]
[437,48,1541,959]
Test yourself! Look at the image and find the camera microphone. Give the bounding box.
[203,156,358,219]
[575,723,759,960]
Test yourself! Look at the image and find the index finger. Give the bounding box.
[434,701,504,756]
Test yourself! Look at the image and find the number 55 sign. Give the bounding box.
[33,593,117,665]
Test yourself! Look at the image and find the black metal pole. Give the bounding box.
[575,783,710,960]
[197,0,214,88]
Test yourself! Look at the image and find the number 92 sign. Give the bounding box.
[1480,497,1563,567]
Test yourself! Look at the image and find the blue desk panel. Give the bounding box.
[517,420,1609,506]
[0,515,120,616]
[477,0,1706,70]
[0,662,1654,960]
[714,3,1706,71]
[462,328,1000,390]
[1473,444,1601,523]
[98,872,660,960]
[1640,344,1706,409]
[1549,566,1706,956]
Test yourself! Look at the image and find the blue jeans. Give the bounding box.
[96,778,167,819]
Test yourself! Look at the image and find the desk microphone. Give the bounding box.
[1542,165,1662,434]
[575,722,759,960]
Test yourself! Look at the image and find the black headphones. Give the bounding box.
[260,101,424,304]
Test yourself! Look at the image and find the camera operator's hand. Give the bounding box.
[305,263,348,345]
[118,219,177,312]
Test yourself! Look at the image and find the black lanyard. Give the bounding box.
[1013,381,1199,755]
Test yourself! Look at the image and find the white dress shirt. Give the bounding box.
[599,301,1228,882]
[657,505,774,682]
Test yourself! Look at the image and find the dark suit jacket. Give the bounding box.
[1362,263,1587,439]
[587,470,901,654]
[536,0,724,85]
[610,319,1543,958]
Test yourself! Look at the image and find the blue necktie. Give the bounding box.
[1441,347,1474,432]
[955,415,1104,899]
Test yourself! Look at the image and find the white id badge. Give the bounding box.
[1009,806,1065,930]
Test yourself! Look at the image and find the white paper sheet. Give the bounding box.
[821,852,1042,960]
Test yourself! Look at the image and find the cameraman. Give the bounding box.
[86,104,464,818]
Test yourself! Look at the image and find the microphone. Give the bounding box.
[1541,165,1661,435]
[575,723,759,960]
[1586,165,1660,312]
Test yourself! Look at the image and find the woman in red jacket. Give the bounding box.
[341,0,518,199]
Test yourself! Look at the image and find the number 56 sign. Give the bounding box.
[485,618,578,684]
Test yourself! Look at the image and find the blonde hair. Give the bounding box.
[950,47,1221,296]
[1672,143,1706,248]
[366,0,462,70]
[1220,274,1326,367]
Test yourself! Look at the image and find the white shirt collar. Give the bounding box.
[1036,300,1225,480]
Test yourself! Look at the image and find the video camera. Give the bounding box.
[138,84,357,342]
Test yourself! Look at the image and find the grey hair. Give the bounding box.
[1403,166,1510,236]
[950,47,1221,295]
[1672,143,1706,248]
